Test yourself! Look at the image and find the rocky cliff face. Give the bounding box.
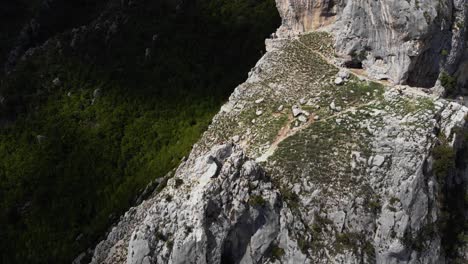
[89,1,468,263]
[277,0,468,90]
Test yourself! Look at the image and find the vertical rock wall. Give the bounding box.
[275,0,468,89]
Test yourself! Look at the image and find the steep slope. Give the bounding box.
[90,12,468,264]
[0,0,280,263]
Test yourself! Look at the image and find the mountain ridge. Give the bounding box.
[88,1,468,262]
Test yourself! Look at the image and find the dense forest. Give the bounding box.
[0,0,280,262]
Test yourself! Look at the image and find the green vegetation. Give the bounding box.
[440,71,457,96]
[298,32,335,58]
[248,194,266,207]
[270,244,285,260]
[432,143,455,181]
[428,129,468,262]
[334,231,375,260]
[280,187,300,210]
[0,0,280,263]
[368,198,382,214]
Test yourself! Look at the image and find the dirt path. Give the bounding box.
[256,36,440,163]
[294,37,437,98]
[256,99,378,162]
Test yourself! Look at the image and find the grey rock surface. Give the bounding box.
[91,30,468,263]
[90,1,468,263]
[275,0,468,89]
[91,144,304,264]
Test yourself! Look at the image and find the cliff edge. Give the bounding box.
[89,1,468,263]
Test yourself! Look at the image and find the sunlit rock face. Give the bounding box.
[90,30,468,263]
[89,1,468,263]
[275,0,337,35]
[276,0,468,88]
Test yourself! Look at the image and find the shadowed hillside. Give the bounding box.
[0,0,280,262]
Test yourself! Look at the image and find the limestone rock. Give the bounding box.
[275,0,468,89]
[298,114,307,123]
[91,30,468,263]
[334,76,343,85]
[90,2,468,263]
[90,144,302,264]
[291,105,302,117]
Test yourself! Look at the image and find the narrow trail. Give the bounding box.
[293,37,437,99]
[256,35,443,163]
[256,99,379,162]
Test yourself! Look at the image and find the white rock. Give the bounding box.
[52,77,61,86]
[372,155,385,167]
[292,105,302,117]
[334,77,344,85]
[338,69,350,79]
[298,115,308,123]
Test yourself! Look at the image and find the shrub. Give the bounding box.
[440,71,457,95]
[368,199,381,214]
[249,195,266,207]
[432,144,455,181]
[270,245,285,260]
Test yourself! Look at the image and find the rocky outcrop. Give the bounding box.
[88,1,468,263]
[91,143,307,264]
[275,0,336,35]
[90,29,468,263]
[275,0,468,89]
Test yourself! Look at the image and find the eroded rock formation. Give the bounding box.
[89,1,468,263]
[276,0,468,89]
